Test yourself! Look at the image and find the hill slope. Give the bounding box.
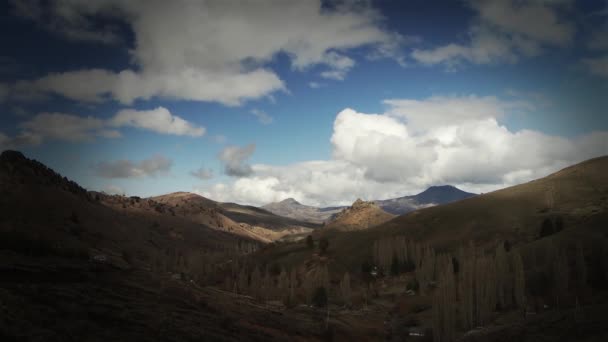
[0,150,356,341]
[262,185,476,223]
[324,199,396,231]
[262,198,343,224]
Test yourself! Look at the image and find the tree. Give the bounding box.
[340,272,352,306]
[312,287,328,308]
[319,237,329,254]
[433,260,455,342]
[512,251,526,310]
[306,235,314,249]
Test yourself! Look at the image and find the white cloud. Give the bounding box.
[93,155,172,179]
[200,96,608,206]
[250,109,273,125]
[308,82,324,89]
[190,167,214,180]
[218,144,256,177]
[411,0,575,67]
[20,112,107,142]
[319,51,355,80]
[8,0,408,106]
[111,107,205,137]
[1,106,203,148]
[383,95,519,131]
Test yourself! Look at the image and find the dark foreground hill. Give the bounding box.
[0,151,374,341]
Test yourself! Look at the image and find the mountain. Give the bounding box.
[305,156,608,268]
[376,185,477,215]
[324,198,395,231]
[149,192,318,242]
[254,156,608,341]
[262,185,476,223]
[0,151,367,341]
[262,198,343,224]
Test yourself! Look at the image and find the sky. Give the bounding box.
[0,0,607,207]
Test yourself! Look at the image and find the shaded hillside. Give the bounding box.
[0,150,393,341]
[324,199,395,231]
[219,201,320,231]
[262,198,343,224]
[151,192,315,242]
[0,150,256,266]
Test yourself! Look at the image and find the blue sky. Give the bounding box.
[1,0,607,206]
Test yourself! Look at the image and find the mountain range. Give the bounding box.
[2,149,608,341]
[262,185,476,223]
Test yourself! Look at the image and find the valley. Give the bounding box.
[1,150,608,341]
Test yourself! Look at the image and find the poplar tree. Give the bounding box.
[340,272,352,307]
[512,251,526,310]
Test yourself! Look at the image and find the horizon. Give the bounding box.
[1,0,607,207]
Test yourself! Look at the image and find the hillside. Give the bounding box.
[262,198,343,224]
[324,199,395,231]
[305,156,608,270]
[153,192,316,242]
[262,185,475,223]
[250,156,608,341]
[0,150,381,341]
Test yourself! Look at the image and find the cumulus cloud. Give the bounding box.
[250,109,273,125]
[93,155,172,179]
[199,96,608,206]
[218,144,256,177]
[19,112,107,142]
[190,167,214,180]
[411,0,575,68]
[1,106,203,148]
[111,107,205,137]
[8,0,409,105]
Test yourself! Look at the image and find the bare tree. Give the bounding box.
[340,272,352,307]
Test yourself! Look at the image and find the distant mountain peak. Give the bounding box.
[280,198,301,205]
[413,185,476,206]
[351,198,374,209]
